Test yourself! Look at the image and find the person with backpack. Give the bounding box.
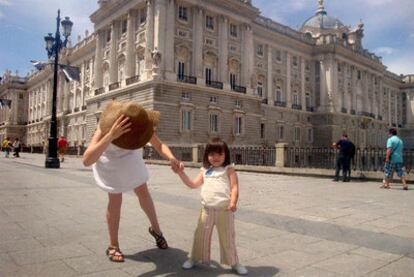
[332,133,352,182]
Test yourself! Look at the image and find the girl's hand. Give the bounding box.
[108,115,131,140]
[227,203,237,212]
[170,158,184,173]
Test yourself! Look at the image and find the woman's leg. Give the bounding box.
[107,193,122,247]
[134,183,162,234]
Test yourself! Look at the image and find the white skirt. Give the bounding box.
[92,143,149,193]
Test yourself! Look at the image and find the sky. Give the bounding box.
[0,0,413,77]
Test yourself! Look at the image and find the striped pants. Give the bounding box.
[189,206,239,266]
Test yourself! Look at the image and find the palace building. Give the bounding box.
[1,0,414,149]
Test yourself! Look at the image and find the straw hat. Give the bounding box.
[99,101,160,150]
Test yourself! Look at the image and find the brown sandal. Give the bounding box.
[106,246,125,262]
[149,227,168,249]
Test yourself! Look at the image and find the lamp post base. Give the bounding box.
[45,157,60,168]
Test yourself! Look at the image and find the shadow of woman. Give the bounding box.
[125,247,279,277]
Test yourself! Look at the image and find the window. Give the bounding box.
[206,15,214,30]
[293,91,299,105]
[275,86,282,102]
[278,125,284,140]
[307,128,313,142]
[357,70,361,80]
[260,123,265,139]
[182,110,191,131]
[181,92,191,100]
[256,44,263,56]
[275,50,281,61]
[106,29,111,42]
[205,68,212,83]
[337,63,342,72]
[257,81,263,97]
[178,6,187,21]
[230,24,237,37]
[140,8,147,24]
[305,61,310,71]
[230,73,237,89]
[178,62,185,78]
[305,93,311,108]
[234,116,243,135]
[210,96,217,104]
[210,114,218,133]
[294,127,301,142]
[121,19,127,34]
[292,56,298,67]
[235,99,242,108]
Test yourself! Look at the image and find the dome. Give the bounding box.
[301,1,345,31]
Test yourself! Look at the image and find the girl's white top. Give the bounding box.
[92,143,149,193]
[200,164,234,208]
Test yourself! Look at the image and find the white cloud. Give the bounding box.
[374,47,395,55]
[385,53,414,75]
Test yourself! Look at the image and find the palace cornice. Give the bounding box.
[27,67,53,87]
[66,35,96,62]
[201,0,259,20]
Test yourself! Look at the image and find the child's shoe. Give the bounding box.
[182,259,194,269]
[232,263,248,275]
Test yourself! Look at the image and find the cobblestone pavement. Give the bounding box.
[1,153,414,276]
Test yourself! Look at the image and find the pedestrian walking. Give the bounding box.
[332,133,352,182]
[177,138,248,275]
[380,128,408,190]
[12,138,21,158]
[57,136,68,162]
[82,101,183,263]
[2,137,11,158]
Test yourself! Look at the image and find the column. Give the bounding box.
[300,57,306,111]
[165,0,176,80]
[330,58,338,111]
[80,63,85,108]
[406,92,414,127]
[153,0,167,74]
[286,52,292,107]
[109,20,119,83]
[94,31,104,89]
[125,10,136,79]
[193,7,203,80]
[144,0,154,79]
[351,66,357,114]
[218,15,228,84]
[242,24,254,94]
[267,46,273,102]
[388,90,392,126]
[343,63,348,111]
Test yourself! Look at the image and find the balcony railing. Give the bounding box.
[177,75,197,84]
[306,106,314,112]
[205,80,223,89]
[95,87,104,95]
[109,82,120,91]
[274,101,286,107]
[126,75,140,85]
[82,105,87,111]
[74,107,79,113]
[350,109,356,115]
[291,104,302,110]
[377,115,383,120]
[261,98,268,104]
[231,85,246,94]
[341,107,347,113]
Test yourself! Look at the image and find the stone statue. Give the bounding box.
[319,0,324,6]
[151,48,162,68]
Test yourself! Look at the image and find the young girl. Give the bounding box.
[83,102,183,262]
[177,138,248,275]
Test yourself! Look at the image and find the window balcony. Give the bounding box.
[377,115,383,120]
[205,80,223,89]
[177,74,197,84]
[306,106,314,112]
[126,75,140,85]
[109,82,120,91]
[261,98,268,104]
[291,104,302,110]
[95,87,105,95]
[274,101,286,107]
[82,105,87,111]
[231,85,246,94]
[341,107,347,113]
[350,109,356,115]
[74,107,79,113]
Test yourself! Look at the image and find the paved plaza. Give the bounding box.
[1,153,414,276]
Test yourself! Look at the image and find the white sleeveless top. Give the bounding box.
[200,164,234,208]
[92,143,149,193]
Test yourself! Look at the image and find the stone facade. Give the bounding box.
[1,0,413,149]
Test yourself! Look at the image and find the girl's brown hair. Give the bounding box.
[202,138,231,168]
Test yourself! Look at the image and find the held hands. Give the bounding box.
[170,158,184,173]
[109,115,131,141]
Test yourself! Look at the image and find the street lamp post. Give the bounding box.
[44,10,73,168]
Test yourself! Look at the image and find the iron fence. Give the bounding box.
[285,147,414,174]
[143,145,193,162]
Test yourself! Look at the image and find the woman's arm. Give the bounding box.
[177,171,203,189]
[82,115,131,166]
[149,134,184,172]
[227,167,239,212]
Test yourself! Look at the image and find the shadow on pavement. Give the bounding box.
[125,247,279,277]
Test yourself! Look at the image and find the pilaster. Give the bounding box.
[267,46,273,102]
[109,20,120,83]
[125,10,136,78]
